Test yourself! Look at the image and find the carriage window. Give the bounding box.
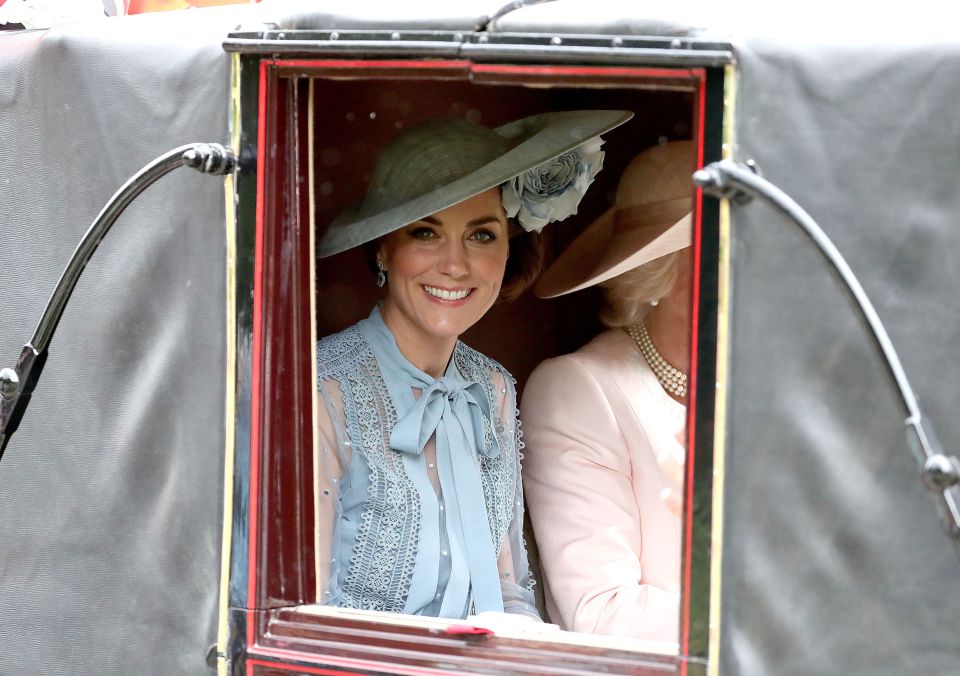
[247,59,717,672]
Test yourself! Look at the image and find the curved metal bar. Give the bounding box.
[482,0,559,32]
[694,160,960,540]
[32,143,236,350]
[0,143,236,462]
[694,161,921,421]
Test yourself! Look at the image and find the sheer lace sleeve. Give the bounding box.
[315,377,352,604]
[492,370,541,620]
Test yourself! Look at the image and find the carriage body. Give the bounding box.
[1,3,957,675]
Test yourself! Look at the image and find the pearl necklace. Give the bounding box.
[626,322,688,398]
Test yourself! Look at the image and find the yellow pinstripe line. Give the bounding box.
[216,51,242,676]
[707,63,737,676]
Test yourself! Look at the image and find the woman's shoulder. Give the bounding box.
[316,322,369,377]
[577,328,634,360]
[521,332,633,434]
[530,329,632,381]
[454,341,513,387]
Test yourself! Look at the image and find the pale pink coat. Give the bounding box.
[520,329,684,641]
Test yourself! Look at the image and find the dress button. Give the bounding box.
[439,504,444,511]
[428,463,435,469]
[441,550,449,557]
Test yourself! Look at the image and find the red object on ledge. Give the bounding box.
[444,625,495,637]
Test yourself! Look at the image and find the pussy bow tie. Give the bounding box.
[390,377,501,461]
[388,374,506,615]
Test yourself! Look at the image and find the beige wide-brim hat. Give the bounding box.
[317,109,634,258]
[535,140,695,299]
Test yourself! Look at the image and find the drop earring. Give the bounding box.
[376,259,387,288]
[649,297,660,307]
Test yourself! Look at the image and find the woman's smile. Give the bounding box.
[422,285,475,303]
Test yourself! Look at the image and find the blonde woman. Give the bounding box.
[521,141,694,641]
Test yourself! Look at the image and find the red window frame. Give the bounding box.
[245,57,709,676]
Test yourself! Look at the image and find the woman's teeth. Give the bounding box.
[424,285,471,301]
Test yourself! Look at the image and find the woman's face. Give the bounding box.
[378,188,510,346]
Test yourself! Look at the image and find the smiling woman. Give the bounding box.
[311,111,631,619]
[376,190,511,377]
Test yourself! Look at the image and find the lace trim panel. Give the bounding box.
[317,327,420,612]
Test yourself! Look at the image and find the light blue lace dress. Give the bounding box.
[314,306,539,619]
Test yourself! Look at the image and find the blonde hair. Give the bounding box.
[598,251,680,327]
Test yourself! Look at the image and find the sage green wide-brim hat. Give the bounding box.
[317,109,633,258]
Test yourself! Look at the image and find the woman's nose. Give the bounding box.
[438,239,469,278]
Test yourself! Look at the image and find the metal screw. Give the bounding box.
[550,36,562,45]
[329,31,339,40]
[611,37,623,47]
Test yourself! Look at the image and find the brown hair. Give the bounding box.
[499,224,544,302]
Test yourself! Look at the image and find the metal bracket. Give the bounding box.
[0,143,236,462]
[692,159,760,205]
[923,454,960,492]
[694,159,960,543]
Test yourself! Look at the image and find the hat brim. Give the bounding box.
[535,201,691,299]
[317,109,633,258]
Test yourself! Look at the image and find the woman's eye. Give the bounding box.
[409,226,438,239]
[470,229,497,243]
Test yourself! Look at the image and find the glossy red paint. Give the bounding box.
[471,63,704,80]
[260,59,472,70]
[680,70,708,674]
[250,64,318,626]
[249,650,464,676]
[253,607,676,675]
[248,59,269,644]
